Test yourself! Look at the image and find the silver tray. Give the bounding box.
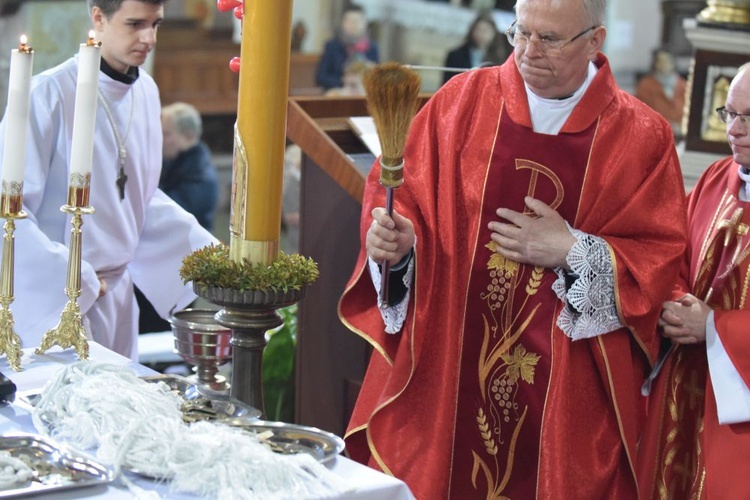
[0,434,114,498]
[221,418,345,463]
[17,374,261,424]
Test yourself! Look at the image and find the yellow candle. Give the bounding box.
[231,0,292,265]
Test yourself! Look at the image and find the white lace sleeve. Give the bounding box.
[552,228,624,340]
[368,256,414,334]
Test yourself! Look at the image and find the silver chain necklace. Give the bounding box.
[97,89,134,200]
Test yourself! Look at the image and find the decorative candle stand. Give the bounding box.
[0,194,26,371]
[194,283,304,417]
[36,192,94,360]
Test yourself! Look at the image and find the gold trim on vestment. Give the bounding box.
[448,99,504,496]
[658,348,706,498]
[700,192,732,263]
[337,260,395,368]
[365,249,419,478]
[596,335,638,487]
[572,116,596,227]
[459,100,558,497]
[343,422,367,441]
[337,246,421,477]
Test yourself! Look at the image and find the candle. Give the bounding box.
[1,35,34,204]
[231,0,292,265]
[68,30,101,203]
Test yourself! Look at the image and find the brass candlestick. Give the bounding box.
[36,186,94,360]
[0,192,26,371]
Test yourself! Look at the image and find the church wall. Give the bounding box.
[0,1,701,121]
[0,1,91,109]
[604,0,663,93]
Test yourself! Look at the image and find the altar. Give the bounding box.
[0,343,414,499]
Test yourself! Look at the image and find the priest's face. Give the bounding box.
[92,0,164,73]
[725,67,750,168]
[513,0,605,99]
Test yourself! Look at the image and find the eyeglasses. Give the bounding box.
[716,107,750,127]
[505,20,598,54]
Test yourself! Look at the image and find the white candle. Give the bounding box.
[69,31,101,182]
[1,35,34,192]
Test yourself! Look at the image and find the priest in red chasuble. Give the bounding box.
[638,63,750,500]
[338,0,687,498]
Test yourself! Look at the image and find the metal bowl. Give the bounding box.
[168,309,232,390]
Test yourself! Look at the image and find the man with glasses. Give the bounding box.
[340,0,687,498]
[639,62,750,499]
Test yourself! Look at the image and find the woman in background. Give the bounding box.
[442,12,509,85]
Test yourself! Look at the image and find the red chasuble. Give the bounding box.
[339,54,687,499]
[638,157,750,500]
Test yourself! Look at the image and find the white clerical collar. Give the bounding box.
[525,60,598,135]
[738,165,750,202]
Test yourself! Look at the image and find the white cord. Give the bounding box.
[0,451,34,489]
[32,362,352,499]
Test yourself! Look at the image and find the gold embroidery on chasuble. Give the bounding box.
[658,345,707,499]
[694,197,750,307]
[657,196,750,499]
[449,108,595,499]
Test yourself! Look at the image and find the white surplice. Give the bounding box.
[0,56,217,359]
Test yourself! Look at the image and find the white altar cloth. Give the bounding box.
[0,342,414,500]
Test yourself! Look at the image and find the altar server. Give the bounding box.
[0,0,217,359]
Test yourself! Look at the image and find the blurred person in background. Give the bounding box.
[160,101,218,232]
[281,143,302,254]
[315,3,379,91]
[443,11,510,85]
[325,59,371,97]
[635,48,687,138]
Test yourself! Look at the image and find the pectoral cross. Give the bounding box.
[116,146,128,201]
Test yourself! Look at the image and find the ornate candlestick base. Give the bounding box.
[193,283,304,417]
[35,298,90,360]
[35,205,95,360]
[0,306,23,371]
[0,209,27,371]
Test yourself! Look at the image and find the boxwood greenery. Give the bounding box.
[180,243,319,292]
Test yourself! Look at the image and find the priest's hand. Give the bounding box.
[367,207,415,266]
[98,278,107,298]
[488,197,576,269]
[659,294,711,344]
